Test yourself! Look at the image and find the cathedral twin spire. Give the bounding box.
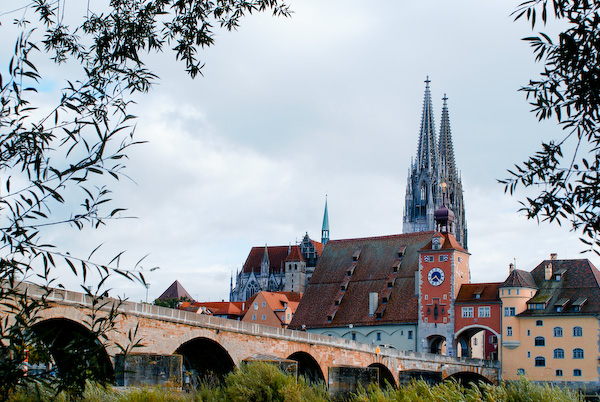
[403,78,467,249]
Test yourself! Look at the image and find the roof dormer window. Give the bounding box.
[352,250,361,262]
[397,246,407,258]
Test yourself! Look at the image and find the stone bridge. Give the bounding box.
[18,284,500,393]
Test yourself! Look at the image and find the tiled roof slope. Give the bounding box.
[242,246,290,274]
[157,280,193,301]
[289,232,434,329]
[285,246,304,262]
[455,283,501,303]
[421,232,467,253]
[499,269,537,289]
[519,259,600,316]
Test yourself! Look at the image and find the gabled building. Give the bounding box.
[229,237,323,302]
[499,255,600,392]
[230,199,329,302]
[403,79,467,250]
[289,231,433,350]
[242,291,302,328]
[454,283,502,360]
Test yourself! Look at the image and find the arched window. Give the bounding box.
[534,357,545,367]
[573,348,584,359]
[555,369,563,376]
[245,281,259,300]
[534,336,545,346]
[553,348,564,359]
[553,327,563,337]
[574,369,582,377]
[517,368,525,375]
[420,184,427,202]
[535,320,543,326]
[573,326,583,337]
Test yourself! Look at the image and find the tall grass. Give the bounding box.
[6,365,586,402]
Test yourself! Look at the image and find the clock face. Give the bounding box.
[428,267,445,286]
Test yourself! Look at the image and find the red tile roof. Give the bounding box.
[290,232,434,329]
[420,232,467,253]
[187,301,246,317]
[242,245,291,274]
[455,283,501,303]
[285,246,304,262]
[157,280,193,301]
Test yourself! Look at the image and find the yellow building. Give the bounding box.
[500,255,600,393]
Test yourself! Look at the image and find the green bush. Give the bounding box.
[220,362,328,402]
[5,370,588,402]
[349,379,585,402]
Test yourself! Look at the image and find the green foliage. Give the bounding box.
[3,377,588,402]
[501,0,600,254]
[0,0,289,400]
[153,297,190,309]
[348,379,584,402]
[222,362,328,402]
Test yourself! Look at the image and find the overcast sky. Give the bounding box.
[3,1,594,303]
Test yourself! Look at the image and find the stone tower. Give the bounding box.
[403,78,467,249]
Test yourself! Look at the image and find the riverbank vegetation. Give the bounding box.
[6,362,586,402]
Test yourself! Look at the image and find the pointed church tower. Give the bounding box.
[403,77,439,235]
[438,95,467,248]
[322,196,330,246]
[403,79,468,250]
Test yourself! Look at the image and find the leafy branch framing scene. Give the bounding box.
[0,0,289,399]
[502,0,600,255]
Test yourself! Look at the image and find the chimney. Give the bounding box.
[545,263,553,281]
[369,292,378,316]
[509,263,515,273]
[550,253,557,261]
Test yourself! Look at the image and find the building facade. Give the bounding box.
[403,79,467,250]
[229,236,322,302]
[499,256,600,393]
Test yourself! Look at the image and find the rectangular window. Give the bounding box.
[262,301,266,307]
[261,314,266,320]
[351,332,356,341]
[478,306,491,318]
[252,314,256,320]
[462,307,474,318]
[424,255,434,263]
[408,331,413,340]
[376,332,381,341]
[507,326,513,336]
[439,255,448,262]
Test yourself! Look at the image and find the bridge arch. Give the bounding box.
[445,371,493,386]
[175,337,235,380]
[287,351,325,383]
[31,318,114,383]
[368,362,396,388]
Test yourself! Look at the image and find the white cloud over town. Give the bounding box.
[2,0,594,303]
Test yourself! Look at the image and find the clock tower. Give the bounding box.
[417,202,470,355]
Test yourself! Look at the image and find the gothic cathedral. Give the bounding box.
[403,78,467,250]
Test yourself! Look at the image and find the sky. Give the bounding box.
[2,1,595,303]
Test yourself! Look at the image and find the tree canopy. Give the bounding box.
[502,0,600,254]
[0,0,289,398]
